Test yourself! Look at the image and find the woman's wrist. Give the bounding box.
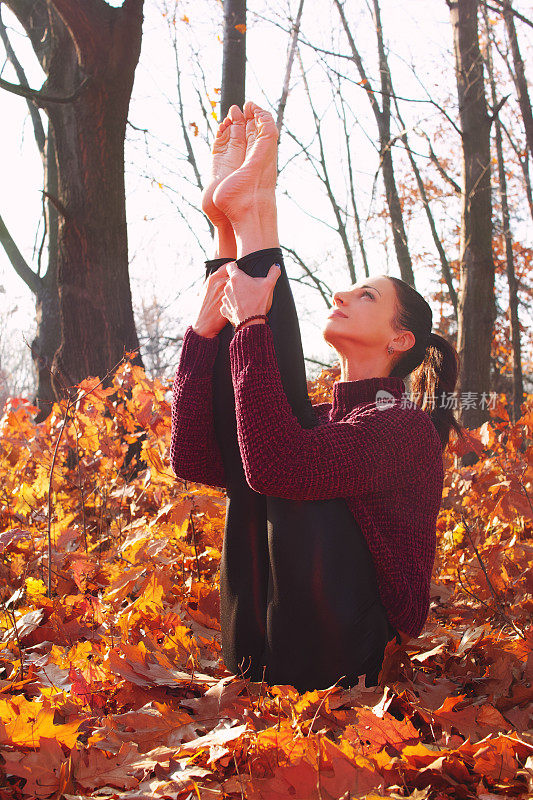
[237,318,266,330]
[191,323,218,339]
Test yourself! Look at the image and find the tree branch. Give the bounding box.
[296,47,356,281]
[0,5,46,154]
[485,0,533,30]
[281,245,334,308]
[333,0,382,123]
[0,212,43,296]
[276,0,305,138]
[2,0,51,71]
[0,74,90,105]
[419,131,461,195]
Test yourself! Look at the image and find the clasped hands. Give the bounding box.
[192,261,281,339]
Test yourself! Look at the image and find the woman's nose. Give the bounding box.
[332,291,345,306]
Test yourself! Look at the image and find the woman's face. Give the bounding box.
[322,274,401,355]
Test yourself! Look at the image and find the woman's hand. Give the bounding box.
[191,264,231,339]
[220,262,281,328]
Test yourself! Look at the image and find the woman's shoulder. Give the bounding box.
[349,397,443,459]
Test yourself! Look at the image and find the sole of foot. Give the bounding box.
[212,101,279,224]
[201,104,247,228]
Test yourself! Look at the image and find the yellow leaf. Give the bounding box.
[0,696,81,749]
[25,577,46,599]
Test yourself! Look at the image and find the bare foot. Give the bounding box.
[212,101,279,224]
[201,104,247,228]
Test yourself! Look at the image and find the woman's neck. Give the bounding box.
[339,352,392,382]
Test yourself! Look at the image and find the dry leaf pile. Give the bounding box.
[0,361,531,799]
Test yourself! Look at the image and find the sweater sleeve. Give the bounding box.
[170,325,226,490]
[229,322,435,500]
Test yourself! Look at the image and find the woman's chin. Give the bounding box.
[322,325,337,349]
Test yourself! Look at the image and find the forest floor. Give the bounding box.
[0,360,531,799]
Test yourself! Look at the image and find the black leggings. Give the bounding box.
[205,247,400,692]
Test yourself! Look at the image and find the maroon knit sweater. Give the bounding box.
[170,322,444,637]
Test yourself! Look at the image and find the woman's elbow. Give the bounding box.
[243,464,304,499]
[243,462,278,496]
[170,453,186,482]
[169,445,193,483]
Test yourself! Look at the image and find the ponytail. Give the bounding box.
[409,332,466,450]
[386,276,467,451]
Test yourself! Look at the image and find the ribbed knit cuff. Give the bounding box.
[229,320,274,374]
[178,324,220,375]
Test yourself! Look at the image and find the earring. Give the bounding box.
[387,346,394,355]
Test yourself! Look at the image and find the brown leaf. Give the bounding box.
[2,737,66,797]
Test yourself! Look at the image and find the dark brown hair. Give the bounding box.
[386,276,466,451]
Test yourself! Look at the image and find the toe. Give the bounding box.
[229,104,245,123]
[249,101,264,116]
[243,100,256,120]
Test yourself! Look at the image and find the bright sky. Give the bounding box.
[0,0,531,391]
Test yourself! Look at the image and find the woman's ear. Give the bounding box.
[394,329,416,354]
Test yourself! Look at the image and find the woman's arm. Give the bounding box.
[229,322,441,500]
[170,325,227,490]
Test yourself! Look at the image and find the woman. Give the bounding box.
[170,101,463,692]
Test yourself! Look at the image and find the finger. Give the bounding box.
[267,263,282,283]
[208,264,232,284]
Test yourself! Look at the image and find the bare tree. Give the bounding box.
[221,0,246,118]
[392,98,458,320]
[0,5,59,418]
[0,307,35,410]
[500,0,533,162]
[276,0,305,140]
[134,295,183,381]
[334,0,414,285]
[500,117,533,223]
[447,0,496,443]
[482,5,524,421]
[3,0,144,398]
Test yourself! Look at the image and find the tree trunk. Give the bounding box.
[380,146,414,284]
[372,0,414,284]
[221,0,246,119]
[31,279,61,420]
[43,0,143,390]
[4,0,144,397]
[393,97,458,320]
[483,6,524,422]
[448,0,496,445]
[502,0,533,162]
[31,126,60,419]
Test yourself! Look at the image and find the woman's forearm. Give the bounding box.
[170,326,227,490]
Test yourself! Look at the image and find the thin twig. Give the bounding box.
[47,395,74,598]
[1,599,24,680]
[188,509,201,582]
